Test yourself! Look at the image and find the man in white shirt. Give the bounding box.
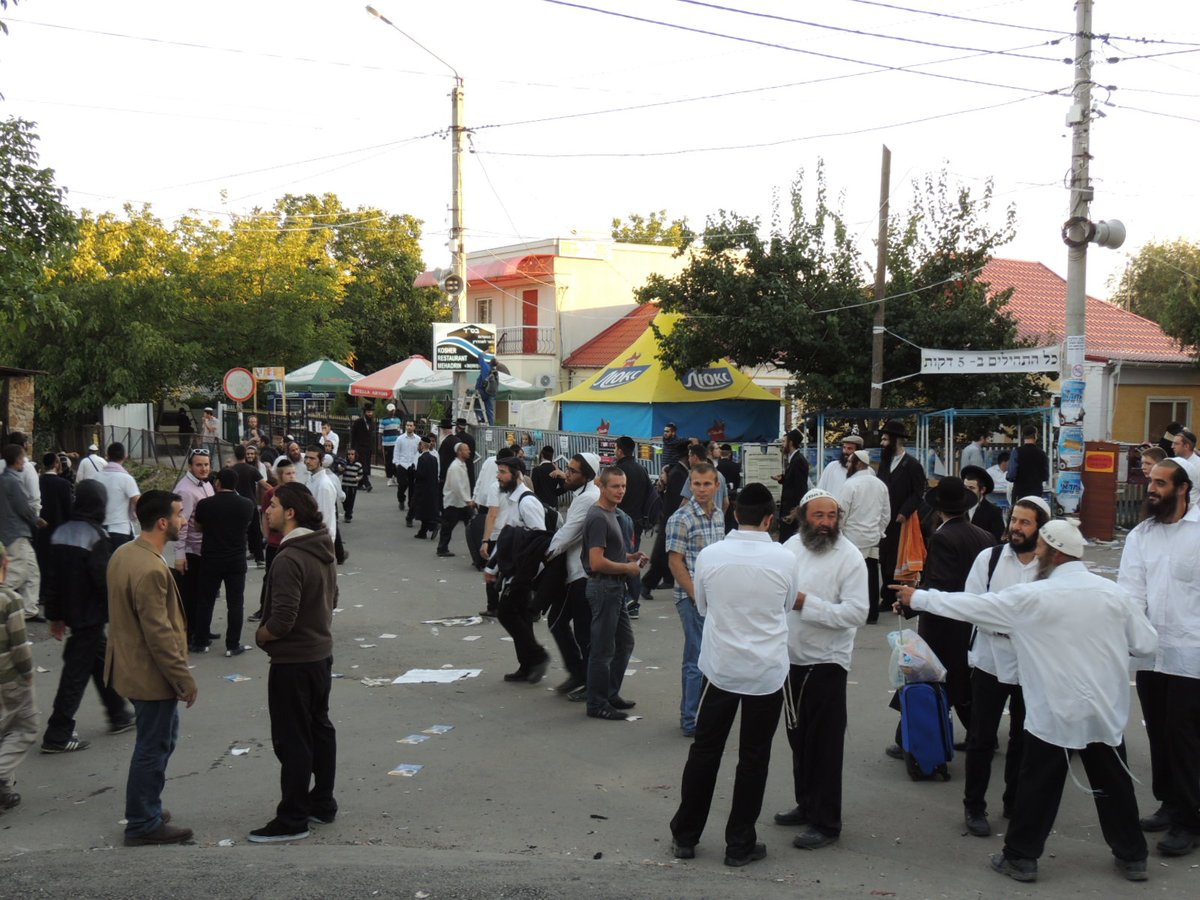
[303,447,339,545]
[391,420,422,518]
[961,496,1048,838]
[543,453,600,696]
[895,519,1158,884]
[773,489,868,850]
[1119,459,1200,857]
[668,483,795,868]
[837,450,890,624]
[816,434,863,496]
[319,423,339,458]
[75,443,107,483]
[1170,428,1200,509]
[436,443,474,559]
[93,442,141,547]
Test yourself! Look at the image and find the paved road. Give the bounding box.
[2,487,1191,898]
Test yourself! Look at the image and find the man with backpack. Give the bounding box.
[474,355,499,425]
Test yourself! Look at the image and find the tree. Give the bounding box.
[0,116,77,333]
[1110,240,1200,354]
[637,165,1045,414]
[612,209,693,248]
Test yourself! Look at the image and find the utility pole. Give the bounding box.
[449,78,467,414]
[869,145,891,410]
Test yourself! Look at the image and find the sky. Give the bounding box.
[2,0,1199,301]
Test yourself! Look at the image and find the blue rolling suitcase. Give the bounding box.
[899,682,954,781]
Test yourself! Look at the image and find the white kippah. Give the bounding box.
[1040,518,1085,558]
[800,488,839,509]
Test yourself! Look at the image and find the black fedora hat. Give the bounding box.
[925,476,978,514]
[959,465,994,495]
[879,420,909,439]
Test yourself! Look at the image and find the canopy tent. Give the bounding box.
[349,355,435,399]
[550,312,780,441]
[266,358,363,395]
[397,370,546,401]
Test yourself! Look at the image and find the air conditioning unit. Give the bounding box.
[537,374,554,389]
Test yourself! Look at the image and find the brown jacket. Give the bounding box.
[261,527,338,664]
[104,537,196,701]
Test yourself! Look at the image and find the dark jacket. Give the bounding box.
[779,450,810,516]
[36,471,74,564]
[350,417,373,454]
[616,455,651,524]
[1010,442,1049,501]
[261,527,338,664]
[194,490,255,566]
[531,460,561,507]
[412,451,441,523]
[43,480,113,630]
[877,451,927,521]
[970,498,1005,542]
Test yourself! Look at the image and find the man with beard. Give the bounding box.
[817,434,864,496]
[886,477,994,760]
[171,448,214,651]
[773,430,809,544]
[960,496,1049,838]
[285,442,307,485]
[1170,428,1200,508]
[837,450,890,624]
[411,436,441,540]
[437,443,474,559]
[774,489,868,850]
[1119,460,1200,856]
[895,520,1157,884]
[876,420,926,612]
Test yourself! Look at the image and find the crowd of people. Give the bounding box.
[1,414,1198,883]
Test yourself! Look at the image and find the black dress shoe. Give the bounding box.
[671,840,695,859]
[884,743,904,760]
[555,675,585,694]
[526,658,549,684]
[609,695,636,710]
[724,842,767,867]
[1157,827,1199,857]
[965,811,991,837]
[503,669,531,682]
[792,827,837,850]
[773,806,807,827]
[1140,804,1172,832]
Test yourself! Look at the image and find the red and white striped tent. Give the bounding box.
[349,356,436,400]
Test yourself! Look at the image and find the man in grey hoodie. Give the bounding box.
[249,482,338,843]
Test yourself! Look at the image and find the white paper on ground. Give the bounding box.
[379,633,398,639]
[421,616,483,627]
[462,635,482,641]
[388,763,424,777]
[392,668,482,684]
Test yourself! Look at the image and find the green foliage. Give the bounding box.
[0,116,77,332]
[637,165,1045,413]
[1110,239,1200,356]
[611,209,693,248]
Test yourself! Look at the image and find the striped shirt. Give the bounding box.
[341,461,363,491]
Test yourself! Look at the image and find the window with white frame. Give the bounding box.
[476,298,492,323]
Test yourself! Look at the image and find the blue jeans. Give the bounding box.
[586,576,635,713]
[676,597,705,733]
[125,698,180,837]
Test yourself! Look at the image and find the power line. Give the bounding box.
[540,0,1060,95]
[473,93,1048,159]
[668,0,1066,60]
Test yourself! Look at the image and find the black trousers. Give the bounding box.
[964,668,1025,817]
[398,466,415,513]
[196,558,247,651]
[267,657,337,830]
[1137,670,1200,832]
[255,544,278,616]
[342,486,358,520]
[496,581,547,671]
[547,577,591,682]
[437,506,472,553]
[784,663,848,836]
[777,514,798,545]
[356,449,373,488]
[640,521,672,594]
[879,521,901,607]
[670,680,783,857]
[384,451,396,481]
[862,557,882,624]
[44,624,129,746]
[246,518,264,564]
[175,553,204,645]
[1003,733,1146,864]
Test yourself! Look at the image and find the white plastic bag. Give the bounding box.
[887,629,948,686]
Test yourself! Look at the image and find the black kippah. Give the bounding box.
[738,482,773,505]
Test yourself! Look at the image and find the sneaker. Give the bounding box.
[308,810,337,825]
[109,718,137,735]
[0,790,20,811]
[189,643,209,654]
[225,645,252,658]
[247,611,263,623]
[587,704,628,721]
[792,828,837,850]
[965,810,991,837]
[555,675,585,695]
[124,823,194,846]
[247,819,310,843]
[884,743,904,760]
[990,852,1037,883]
[566,685,588,702]
[1114,857,1149,881]
[41,737,91,754]
[1157,827,1199,857]
[626,603,640,620]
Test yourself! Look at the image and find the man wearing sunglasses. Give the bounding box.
[172,449,214,652]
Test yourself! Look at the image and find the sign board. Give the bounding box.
[1059,378,1086,426]
[223,367,256,403]
[1084,450,1116,473]
[740,443,783,501]
[919,346,1060,375]
[253,366,285,380]
[598,437,616,466]
[638,442,652,462]
[432,323,496,372]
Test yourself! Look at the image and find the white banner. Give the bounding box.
[919,346,1060,375]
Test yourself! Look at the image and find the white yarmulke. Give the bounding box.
[1014,495,1052,520]
[853,449,871,466]
[1041,517,1085,558]
[800,488,839,509]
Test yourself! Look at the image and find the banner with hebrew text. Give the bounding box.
[919,346,1060,375]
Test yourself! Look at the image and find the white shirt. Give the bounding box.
[442,457,472,509]
[912,560,1158,748]
[1170,453,1200,508]
[472,455,499,507]
[1118,504,1200,678]
[986,464,1012,504]
[308,468,339,541]
[694,530,795,695]
[781,533,869,671]
[94,463,140,534]
[392,432,421,470]
[75,453,106,484]
[321,430,340,456]
[837,467,890,553]
[960,442,986,472]
[499,482,545,531]
[546,481,600,584]
[964,543,1038,684]
[817,459,848,495]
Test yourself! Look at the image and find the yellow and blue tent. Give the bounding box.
[552,312,780,441]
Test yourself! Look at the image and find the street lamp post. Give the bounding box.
[367,5,468,417]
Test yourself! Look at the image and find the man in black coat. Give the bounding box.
[350,407,376,492]
[774,428,810,543]
[412,436,441,539]
[876,420,927,611]
[531,446,562,507]
[193,469,256,656]
[36,452,73,606]
[42,480,134,752]
[1008,425,1049,503]
[614,436,650,546]
[886,476,997,759]
[961,465,1005,541]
